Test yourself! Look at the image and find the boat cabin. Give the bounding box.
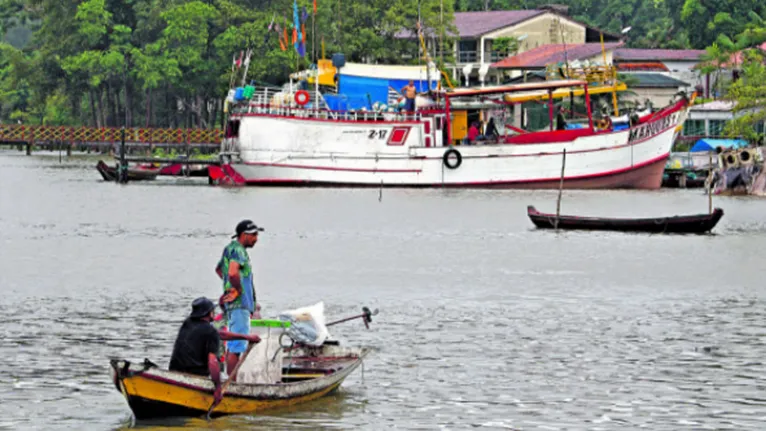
[224,77,645,153]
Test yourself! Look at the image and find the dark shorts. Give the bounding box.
[404,98,416,112]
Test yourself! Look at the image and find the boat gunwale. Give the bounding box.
[528,205,724,224]
[113,348,369,401]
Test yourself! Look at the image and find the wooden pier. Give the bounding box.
[0,124,222,156]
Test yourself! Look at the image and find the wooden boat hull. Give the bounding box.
[96,160,158,181]
[527,205,724,234]
[110,345,368,420]
[158,163,209,177]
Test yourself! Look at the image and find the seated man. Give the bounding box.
[169,297,260,404]
[465,121,480,145]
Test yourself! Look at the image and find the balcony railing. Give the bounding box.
[448,51,505,64]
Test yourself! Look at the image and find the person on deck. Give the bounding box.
[556,107,568,131]
[216,219,263,381]
[169,297,261,404]
[485,118,500,140]
[401,80,417,113]
[465,121,480,144]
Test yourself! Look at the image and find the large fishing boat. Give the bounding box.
[216,63,692,189]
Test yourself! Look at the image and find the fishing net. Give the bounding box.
[236,322,286,384]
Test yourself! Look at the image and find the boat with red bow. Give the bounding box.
[217,71,693,189]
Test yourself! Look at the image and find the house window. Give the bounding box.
[458,40,477,63]
[709,120,727,136]
[683,120,705,136]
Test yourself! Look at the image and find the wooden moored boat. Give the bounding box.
[527,205,724,234]
[110,345,369,420]
[96,160,159,181]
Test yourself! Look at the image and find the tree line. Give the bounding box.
[0,0,764,134]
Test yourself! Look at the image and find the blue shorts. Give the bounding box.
[226,308,250,354]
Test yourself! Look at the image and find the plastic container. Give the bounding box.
[243,85,255,99]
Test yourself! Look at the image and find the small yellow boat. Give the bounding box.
[110,344,369,420]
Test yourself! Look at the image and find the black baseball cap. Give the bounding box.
[232,219,264,238]
[190,297,216,318]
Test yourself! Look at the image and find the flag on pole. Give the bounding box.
[235,50,243,68]
[243,48,252,68]
[313,0,317,14]
[293,0,302,50]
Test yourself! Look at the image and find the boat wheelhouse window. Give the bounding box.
[225,120,240,138]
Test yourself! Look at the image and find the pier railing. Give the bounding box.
[0,124,223,146]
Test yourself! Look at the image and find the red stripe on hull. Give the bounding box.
[242,161,421,173]
[236,154,669,190]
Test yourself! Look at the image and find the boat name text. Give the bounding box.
[628,111,679,143]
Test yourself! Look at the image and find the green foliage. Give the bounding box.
[722,49,766,142]
[2,0,764,127]
[493,37,520,58]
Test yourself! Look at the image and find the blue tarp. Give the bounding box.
[337,75,435,110]
[690,138,748,152]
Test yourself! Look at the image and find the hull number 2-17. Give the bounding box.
[368,130,388,140]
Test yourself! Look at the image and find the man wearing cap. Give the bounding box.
[215,219,263,380]
[169,297,260,404]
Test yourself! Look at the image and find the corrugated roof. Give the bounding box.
[625,72,689,88]
[491,42,623,69]
[615,62,669,72]
[395,9,620,40]
[394,10,544,39]
[614,49,705,61]
[452,10,545,37]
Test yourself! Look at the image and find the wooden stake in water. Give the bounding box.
[555,149,566,230]
[118,127,127,184]
[708,151,713,214]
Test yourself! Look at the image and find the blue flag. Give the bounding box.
[293,0,302,50]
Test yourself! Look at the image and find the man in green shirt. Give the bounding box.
[216,219,263,380]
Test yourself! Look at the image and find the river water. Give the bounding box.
[1,150,765,430]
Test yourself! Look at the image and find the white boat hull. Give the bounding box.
[222,100,689,189]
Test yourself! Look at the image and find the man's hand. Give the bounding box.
[220,288,239,304]
[247,334,261,344]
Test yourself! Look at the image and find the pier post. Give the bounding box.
[679,173,687,188]
[708,151,713,214]
[555,149,566,230]
[118,127,128,184]
[25,141,31,155]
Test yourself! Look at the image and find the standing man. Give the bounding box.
[401,80,417,113]
[169,297,260,403]
[216,219,263,381]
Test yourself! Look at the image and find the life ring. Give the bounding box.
[294,90,310,106]
[443,148,462,169]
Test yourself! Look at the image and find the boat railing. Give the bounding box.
[230,86,440,123]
